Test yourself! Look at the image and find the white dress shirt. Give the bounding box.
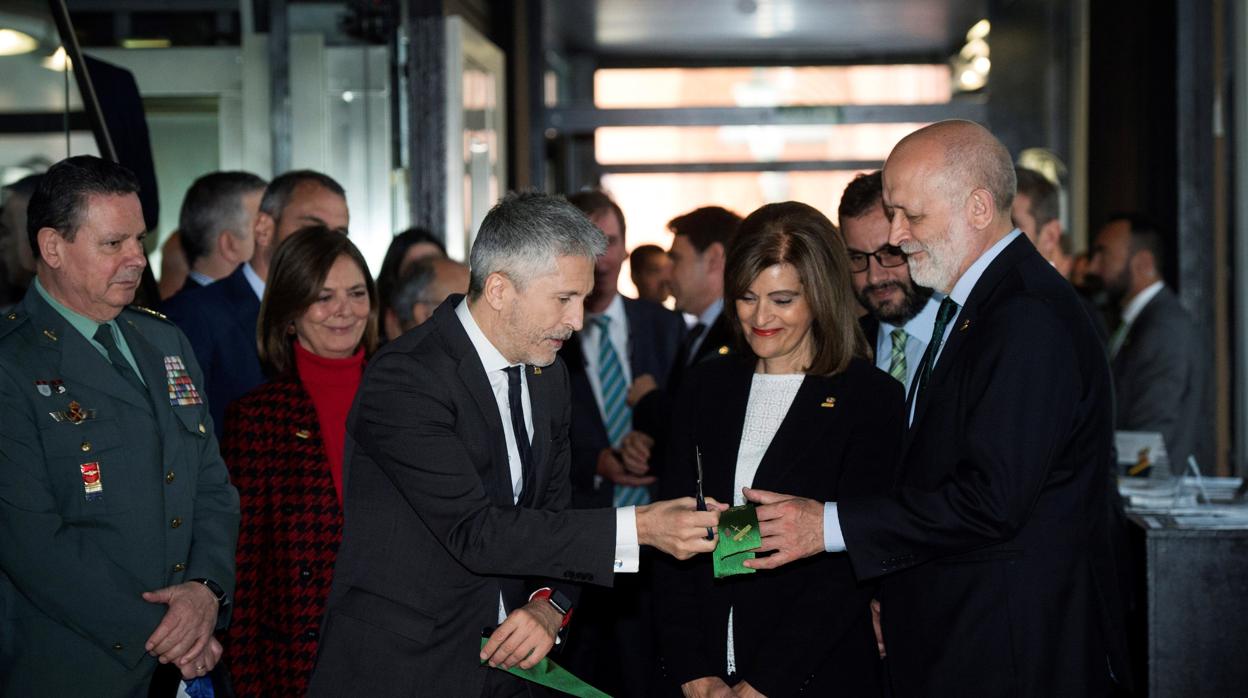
[824,229,1024,553]
[454,300,641,622]
[242,261,265,300]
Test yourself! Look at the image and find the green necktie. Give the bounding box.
[888,328,908,385]
[93,323,147,397]
[912,297,960,403]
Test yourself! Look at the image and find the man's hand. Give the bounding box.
[597,448,656,486]
[871,599,886,658]
[480,599,562,670]
[732,680,767,697]
[741,488,825,571]
[636,497,723,560]
[177,636,223,680]
[682,676,736,698]
[142,581,219,666]
[619,431,654,476]
[627,374,658,407]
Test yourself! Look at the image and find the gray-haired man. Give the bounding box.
[309,191,721,698]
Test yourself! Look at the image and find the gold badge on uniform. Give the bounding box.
[820,397,837,408]
[50,400,96,424]
[80,461,103,501]
[163,355,203,406]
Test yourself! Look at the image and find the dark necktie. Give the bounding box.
[93,323,147,397]
[678,322,706,367]
[908,297,960,407]
[502,365,533,502]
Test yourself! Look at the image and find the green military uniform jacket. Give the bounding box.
[0,288,240,697]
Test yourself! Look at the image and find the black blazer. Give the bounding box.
[838,236,1129,697]
[1112,285,1210,472]
[308,297,618,698]
[561,297,685,508]
[653,356,904,697]
[162,265,266,438]
[633,311,736,457]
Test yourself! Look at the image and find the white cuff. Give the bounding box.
[613,506,640,573]
[823,501,846,553]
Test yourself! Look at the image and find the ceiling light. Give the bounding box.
[972,56,991,74]
[966,19,991,42]
[0,28,38,56]
[957,68,987,92]
[41,46,70,72]
[121,38,171,49]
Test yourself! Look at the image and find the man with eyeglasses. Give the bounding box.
[838,170,939,396]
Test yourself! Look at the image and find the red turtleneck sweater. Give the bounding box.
[294,341,364,504]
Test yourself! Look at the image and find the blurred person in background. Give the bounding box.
[375,227,446,341]
[629,243,673,305]
[167,171,267,299]
[0,174,41,309]
[222,226,378,697]
[389,255,470,333]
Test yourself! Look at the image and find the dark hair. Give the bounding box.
[629,244,666,270]
[725,202,868,376]
[257,225,378,376]
[376,227,445,336]
[26,156,140,260]
[391,256,440,328]
[1014,167,1060,229]
[178,171,267,266]
[667,206,741,253]
[567,189,626,241]
[837,170,884,224]
[258,170,346,223]
[1106,212,1166,273]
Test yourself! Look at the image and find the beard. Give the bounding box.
[501,302,572,367]
[1084,264,1132,307]
[900,219,978,293]
[856,280,935,326]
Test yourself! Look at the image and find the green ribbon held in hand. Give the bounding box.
[478,639,611,697]
[713,504,762,578]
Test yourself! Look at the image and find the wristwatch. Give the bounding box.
[191,578,230,612]
[528,587,574,630]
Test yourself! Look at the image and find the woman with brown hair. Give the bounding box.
[221,226,378,696]
[653,201,905,698]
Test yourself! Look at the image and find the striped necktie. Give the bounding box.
[593,315,649,506]
[888,328,908,385]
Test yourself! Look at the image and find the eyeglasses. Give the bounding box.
[847,246,907,273]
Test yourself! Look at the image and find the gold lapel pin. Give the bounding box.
[958,319,971,332]
[295,429,311,440]
[43,329,57,342]
[717,345,729,355]
[820,396,837,408]
[532,366,542,376]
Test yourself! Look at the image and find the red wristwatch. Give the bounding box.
[528,587,574,630]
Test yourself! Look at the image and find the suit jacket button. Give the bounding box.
[198,423,206,435]
[171,517,182,529]
[112,641,123,651]
[80,441,91,452]
[172,562,186,573]
[165,471,175,484]
[299,566,312,580]
[305,629,319,641]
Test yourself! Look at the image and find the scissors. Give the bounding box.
[696,446,714,541]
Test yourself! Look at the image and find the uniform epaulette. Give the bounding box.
[0,309,29,341]
[127,305,171,323]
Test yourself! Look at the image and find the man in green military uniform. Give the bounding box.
[0,155,240,696]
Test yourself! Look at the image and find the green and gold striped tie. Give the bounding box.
[888,328,908,385]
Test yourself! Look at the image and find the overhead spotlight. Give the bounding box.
[41,46,70,72]
[972,56,991,74]
[966,19,991,42]
[0,28,38,56]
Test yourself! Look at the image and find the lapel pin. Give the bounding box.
[533,366,542,376]
[820,396,837,408]
[717,345,729,355]
[6,313,16,321]
[42,329,57,342]
[34,379,65,397]
[959,319,971,332]
[295,429,312,440]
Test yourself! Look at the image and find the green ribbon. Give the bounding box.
[479,639,611,697]
[713,504,762,578]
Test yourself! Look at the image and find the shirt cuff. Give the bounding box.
[614,506,640,573]
[824,501,846,553]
